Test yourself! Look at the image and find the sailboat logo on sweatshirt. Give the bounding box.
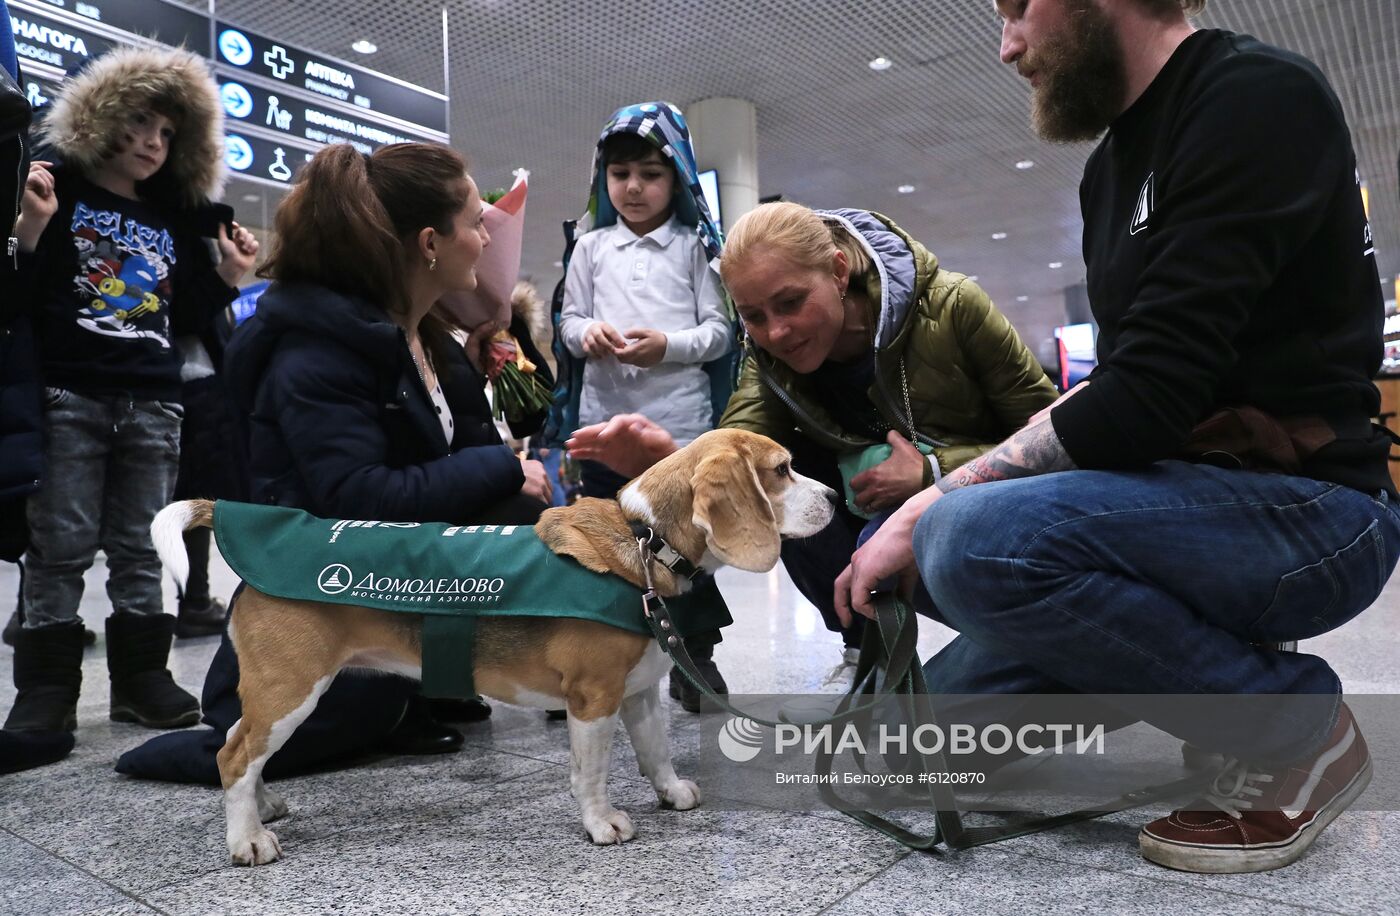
[1129,173,1154,236]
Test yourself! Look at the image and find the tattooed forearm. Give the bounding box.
[937,417,1077,494]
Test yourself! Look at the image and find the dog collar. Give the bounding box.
[628,521,703,582]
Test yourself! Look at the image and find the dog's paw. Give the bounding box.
[583,808,636,845]
[229,828,282,866]
[257,787,289,823]
[658,779,702,811]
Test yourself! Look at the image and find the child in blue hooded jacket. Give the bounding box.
[558,103,731,497]
[556,102,734,709]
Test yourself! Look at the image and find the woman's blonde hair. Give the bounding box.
[721,201,871,289]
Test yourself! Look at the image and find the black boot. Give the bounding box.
[175,596,228,639]
[2,609,98,648]
[427,695,492,723]
[175,528,226,639]
[0,728,76,774]
[381,694,463,755]
[667,630,727,714]
[106,612,201,729]
[3,620,85,732]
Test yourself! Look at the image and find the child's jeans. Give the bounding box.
[23,389,181,628]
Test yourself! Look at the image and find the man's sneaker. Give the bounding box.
[822,647,861,693]
[1139,702,1371,874]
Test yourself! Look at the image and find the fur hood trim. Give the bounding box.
[510,280,545,325]
[40,45,226,205]
[510,280,554,371]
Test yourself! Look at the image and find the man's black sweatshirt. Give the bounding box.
[1051,29,1391,496]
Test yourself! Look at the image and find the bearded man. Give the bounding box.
[837,0,1395,873]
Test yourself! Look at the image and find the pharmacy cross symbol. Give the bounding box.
[264,46,295,80]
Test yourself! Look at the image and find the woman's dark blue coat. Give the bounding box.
[117,282,533,784]
[229,282,523,518]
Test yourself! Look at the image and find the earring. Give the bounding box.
[429,258,438,272]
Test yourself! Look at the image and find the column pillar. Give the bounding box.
[686,97,759,230]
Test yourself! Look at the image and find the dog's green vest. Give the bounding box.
[211,501,732,698]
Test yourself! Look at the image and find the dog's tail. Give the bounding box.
[150,499,215,591]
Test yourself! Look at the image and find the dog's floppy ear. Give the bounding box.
[691,451,780,572]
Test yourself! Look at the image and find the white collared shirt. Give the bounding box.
[559,216,731,444]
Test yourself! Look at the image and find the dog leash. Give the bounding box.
[808,598,1217,851]
[635,537,1218,852]
[636,537,924,729]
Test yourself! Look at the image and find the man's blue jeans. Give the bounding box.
[908,461,1400,764]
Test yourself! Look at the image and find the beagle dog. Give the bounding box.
[151,429,836,865]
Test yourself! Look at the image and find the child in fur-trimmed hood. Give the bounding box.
[2,45,259,765]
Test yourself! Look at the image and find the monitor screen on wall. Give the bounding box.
[1054,322,1098,392]
[698,168,722,231]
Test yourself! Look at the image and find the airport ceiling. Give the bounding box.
[210,0,1399,358]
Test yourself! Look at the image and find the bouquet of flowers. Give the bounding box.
[484,328,552,424]
[433,168,553,423]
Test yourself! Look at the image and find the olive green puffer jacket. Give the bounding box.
[719,209,1058,479]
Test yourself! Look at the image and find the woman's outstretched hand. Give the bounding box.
[566,413,679,478]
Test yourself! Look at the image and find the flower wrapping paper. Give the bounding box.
[438,168,529,329]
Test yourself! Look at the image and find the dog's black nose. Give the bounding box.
[825,487,842,507]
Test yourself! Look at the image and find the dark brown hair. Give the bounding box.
[602,132,664,166]
[260,142,471,367]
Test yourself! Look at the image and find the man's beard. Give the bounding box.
[1027,0,1128,143]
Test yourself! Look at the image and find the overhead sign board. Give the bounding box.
[214,22,448,136]
[218,77,440,154]
[23,72,63,111]
[11,0,449,191]
[10,1,129,71]
[19,0,209,54]
[223,131,319,187]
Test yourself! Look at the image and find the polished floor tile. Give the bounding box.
[0,829,159,916]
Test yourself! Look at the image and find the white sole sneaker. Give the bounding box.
[1139,756,1373,874]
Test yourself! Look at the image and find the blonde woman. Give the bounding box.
[568,202,1056,687]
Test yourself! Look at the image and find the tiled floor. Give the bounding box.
[2,545,1398,916]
